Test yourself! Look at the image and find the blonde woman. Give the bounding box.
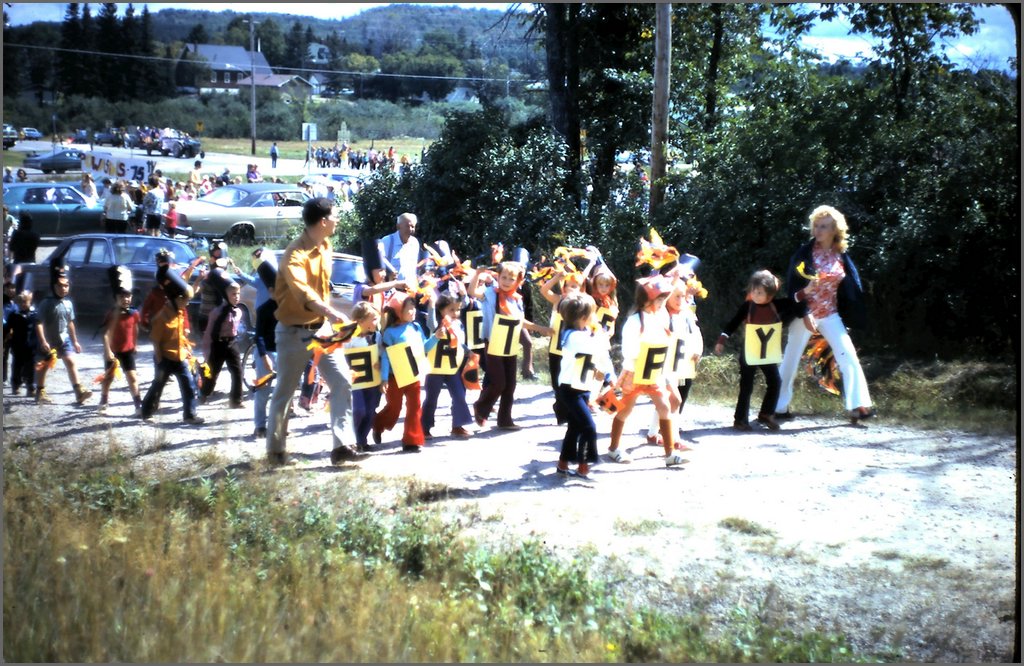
[776,205,874,422]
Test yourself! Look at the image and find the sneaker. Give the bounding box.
[664,452,686,467]
[732,420,752,432]
[606,448,632,463]
[774,410,795,420]
[97,403,108,415]
[756,414,780,431]
[133,406,143,418]
[423,429,433,440]
[253,427,267,439]
[267,451,296,467]
[35,389,51,404]
[330,445,369,464]
[356,442,374,453]
[401,444,421,453]
[451,426,473,438]
[183,415,205,425]
[75,386,93,405]
[139,411,153,422]
[555,464,571,476]
[850,407,875,421]
[372,428,382,446]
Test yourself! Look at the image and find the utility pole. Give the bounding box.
[649,3,671,217]
[249,17,257,156]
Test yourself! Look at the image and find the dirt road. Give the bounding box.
[2,335,1016,662]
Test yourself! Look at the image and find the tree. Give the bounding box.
[256,19,286,69]
[284,21,306,72]
[185,23,209,46]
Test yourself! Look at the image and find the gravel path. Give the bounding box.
[2,335,1017,662]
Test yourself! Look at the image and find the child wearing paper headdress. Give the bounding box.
[98,267,143,415]
[555,292,616,479]
[421,288,478,439]
[713,269,799,431]
[584,249,619,338]
[139,267,204,425]
[647,254,705,447]
[371,290,439,452]
[606,274,686,467]
[538,248,594,425]
[345,300,384,452]
[33,263,92,406]
[468,260,554,431]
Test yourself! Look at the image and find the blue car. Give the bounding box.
[21,127,43,140]
[2,182,104,236]
[22,148,86,174]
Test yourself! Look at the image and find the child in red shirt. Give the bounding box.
[100,282,143,415]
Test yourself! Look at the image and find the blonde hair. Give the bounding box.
[351,300,379,324]
[808,205,849,253]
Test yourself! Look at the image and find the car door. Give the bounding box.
[15,186,63,235]
[60,237,113,317]
[51,186,99,235]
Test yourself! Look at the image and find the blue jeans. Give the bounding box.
[267,324,352,454]
[252,351,277,431]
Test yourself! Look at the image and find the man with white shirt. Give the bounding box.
[378,212,421,283]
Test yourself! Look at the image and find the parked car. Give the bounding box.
[68,129,91,144]
[173,183,311,245]
[150,128,203,159]
[21,127,43,140]
[2,182,103,235]
[22,148,86,174]
[3,124,17,149]
[239,248,365,320]
[15,234,201,320]
[92,127,124,147]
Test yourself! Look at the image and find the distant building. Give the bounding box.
[176,44,273,95]
[237,74,315,103]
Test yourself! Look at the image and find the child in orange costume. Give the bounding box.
[606,275,685,467]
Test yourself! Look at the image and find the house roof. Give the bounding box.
[238,74,314,89]
[184,44,273,76]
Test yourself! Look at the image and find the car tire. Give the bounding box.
[42,169,51,174]
[172,144,183,158]
[225,226,255,246]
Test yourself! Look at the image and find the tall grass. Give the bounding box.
[3,451,869,663]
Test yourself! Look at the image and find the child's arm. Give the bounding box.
[34,319,49,354]
[539,270,563,306]
[713,302,748,354]
[102,312,115,362]
[67,319,82,354]
[522,318,554,337]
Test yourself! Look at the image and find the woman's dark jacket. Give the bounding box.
[785,240,866,330]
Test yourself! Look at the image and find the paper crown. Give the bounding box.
[635,228,680,273]
[205,266,234,301]
[511,246,529,266]
[49,259,69,289]
[637,275,673,300]
[107,265,133,296]
[385,290,410,314]
[256,259,277,291]
[155,247,176,265]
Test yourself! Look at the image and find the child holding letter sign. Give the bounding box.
[713,269,800,431]
[555,293,615,479]
[372,291,438,452]
[469,261,553,431]
[344,301,383,452]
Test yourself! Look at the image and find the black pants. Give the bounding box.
[549,353,567,424]
[201,338,242,404]
[10,346,34,390]
[557,385,598,464]
[734,358,781,424]
[475,353,517,427]
[104,218,129,234]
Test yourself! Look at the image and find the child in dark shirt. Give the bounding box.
[714,269,800,431]
[7,290,37,395]
[199,280,245,408]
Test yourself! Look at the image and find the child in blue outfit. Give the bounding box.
[6,289,37,395]
[372,291,439,452]
[555,293,615,479]
[344,301,383,452]
[422,291,478,439]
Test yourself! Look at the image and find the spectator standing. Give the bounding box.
[103,181,135,234]
[265,197,368,466]
[142,175,166,237]
[269,142,279,169]
[378,212,421,283]
[8,212,40,265]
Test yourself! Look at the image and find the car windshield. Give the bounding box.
[198,187,247,207]
[111,237,197,265]
[332,257,365,285]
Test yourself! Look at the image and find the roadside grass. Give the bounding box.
[3,448,874,663]
[199,137,431,164]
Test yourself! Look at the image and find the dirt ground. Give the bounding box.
[2,333,1017,662]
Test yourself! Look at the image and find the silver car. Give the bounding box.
[173,183,310,245]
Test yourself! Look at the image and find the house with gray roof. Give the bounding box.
[176,44,274,95]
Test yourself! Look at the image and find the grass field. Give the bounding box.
[199,137,433,163]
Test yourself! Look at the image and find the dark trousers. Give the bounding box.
[557,385,598,464]
[10,346,35,390]
[104,219,129,234]
[675,378,693,413]
[548,354,566,424]
[474,353,517,427]
[352,386,382,447]
[735,359,781,424]
[422,372,472,432]
[142,358,198,419]
[201,338,242,404]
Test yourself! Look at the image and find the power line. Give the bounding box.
[4,41,540,85]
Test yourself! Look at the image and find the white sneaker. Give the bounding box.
[664,452,686,467]
[97,403,108,415]
[606,448,632,463]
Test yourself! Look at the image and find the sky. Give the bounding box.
[3,2,1017,73]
